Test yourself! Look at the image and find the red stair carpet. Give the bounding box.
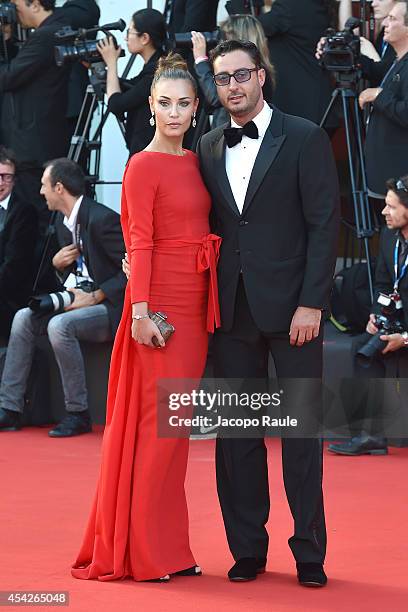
[0,430,407,612]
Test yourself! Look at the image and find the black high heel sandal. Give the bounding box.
[173,565,202,576]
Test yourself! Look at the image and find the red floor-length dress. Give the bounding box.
[71,150,220,582]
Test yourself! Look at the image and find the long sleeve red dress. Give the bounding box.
[71,150,221,582]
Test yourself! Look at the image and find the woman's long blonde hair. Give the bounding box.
[221,14,276,89]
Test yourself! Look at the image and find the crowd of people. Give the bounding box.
[0,0,407,588]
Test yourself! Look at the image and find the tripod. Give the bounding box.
[320,71,376,302]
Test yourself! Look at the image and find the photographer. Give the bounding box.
[191,14,275,128]
[329,176,408,456]
[256,0,340,123]
[0,146,37,340]
[359,0,408,197]
[97,9,165,155]
[0,0,71,232]
[164,0,219,35]
[0,158,126,437]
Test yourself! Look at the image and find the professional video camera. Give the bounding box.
[54,19,126,67]
[321,17,361,73]
[225,0,264,16]
[167,29,221,51]
[356,292,405,367]
[0,1,17,26]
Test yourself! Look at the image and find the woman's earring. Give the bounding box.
[149,112,155,127]
[192,112,197,128]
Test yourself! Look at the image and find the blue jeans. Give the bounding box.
[0,305,112,414]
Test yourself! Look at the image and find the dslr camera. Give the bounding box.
[28,281,96,316]
[0,1,17,26]
[356,292,405,367]
[321,17,361,73]
[54,19,126,67]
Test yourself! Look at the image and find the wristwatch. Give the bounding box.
[132,314,149,321]
[402,331,408,346]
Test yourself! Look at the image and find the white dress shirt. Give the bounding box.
[0,193,11,212]
[225,102,273,214]
[62,196,92,287]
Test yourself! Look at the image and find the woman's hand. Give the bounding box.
[191,31,207,61]
[122,253,130,280]
[132,317,165,348]
[97,36,122,66]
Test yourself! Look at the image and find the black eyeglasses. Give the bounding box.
[126,28,142,38]
[396,179,408,193]
[0,173,15,183]
[213,67,259,87]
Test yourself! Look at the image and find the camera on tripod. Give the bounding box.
[321,17,362,73]
[0,1,17,26]
[54,19,126,67]
[356,292,405,367]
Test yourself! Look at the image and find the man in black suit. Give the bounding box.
[0,159,126,437]
[0,147,37,339]
[359,0,408,197]
[164,0,219,34]
[197,40,339,586]
[329,176,408,456]
[0,0,70,232]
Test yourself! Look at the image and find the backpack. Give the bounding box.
[330,261,376,332]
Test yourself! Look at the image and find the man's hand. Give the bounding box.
[52,244,80,272]
[289,306,322,347]
[315,36,326,60]
[359,87,382,110]
[366,313,379,335]
[65,288,97,311]
[380,333,406,354]
[1,24,12,41]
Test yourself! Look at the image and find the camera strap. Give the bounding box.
[393,239,408,290]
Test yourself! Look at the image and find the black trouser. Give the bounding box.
[213,278,326,564]
[345,332,408,437]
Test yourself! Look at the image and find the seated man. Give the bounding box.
[0,158,126,437]
[0,146,37,339]
[329,175,408,455]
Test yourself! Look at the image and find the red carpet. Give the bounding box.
[0,429,407,611]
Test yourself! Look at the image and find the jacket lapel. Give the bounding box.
[242,108,286,215]
[211,130,241,216]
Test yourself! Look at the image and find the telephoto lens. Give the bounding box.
[28,291,75,315]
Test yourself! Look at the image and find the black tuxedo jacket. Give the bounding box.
[54,197,126,335]
[0,192,37,311]
[0,12,70,168]
[372,228,408,329]
[165,0,219,34]
[365,52,408,196]
[197,106,340,333]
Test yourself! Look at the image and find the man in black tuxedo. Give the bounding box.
[164,0,219,34]
[0,147,37,340]
[359,0,408,197]
[0,159,126,437]
[329,176,408,456]
[0,0,70,232]
[197,40,340,586]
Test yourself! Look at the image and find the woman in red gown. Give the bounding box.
[71,55,221,582]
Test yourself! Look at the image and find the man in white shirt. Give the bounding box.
[0,159,126,437]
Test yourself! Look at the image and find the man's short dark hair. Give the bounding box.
[25,0,56,10]
[45,158,86,198]
[210,39,262,70]
[386,175,408,208]
[0,145,17,170]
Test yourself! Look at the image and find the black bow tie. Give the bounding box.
[224,121,259,148]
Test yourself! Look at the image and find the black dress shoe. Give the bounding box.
[297,563,327,587]
[48,412,92,438]
[0,407,21,431]
[228,557,267,582]
[328,435,388,456]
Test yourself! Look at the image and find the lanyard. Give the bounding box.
[380,59,397,88]
[381,41,389,59]
[394,239,408,290]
